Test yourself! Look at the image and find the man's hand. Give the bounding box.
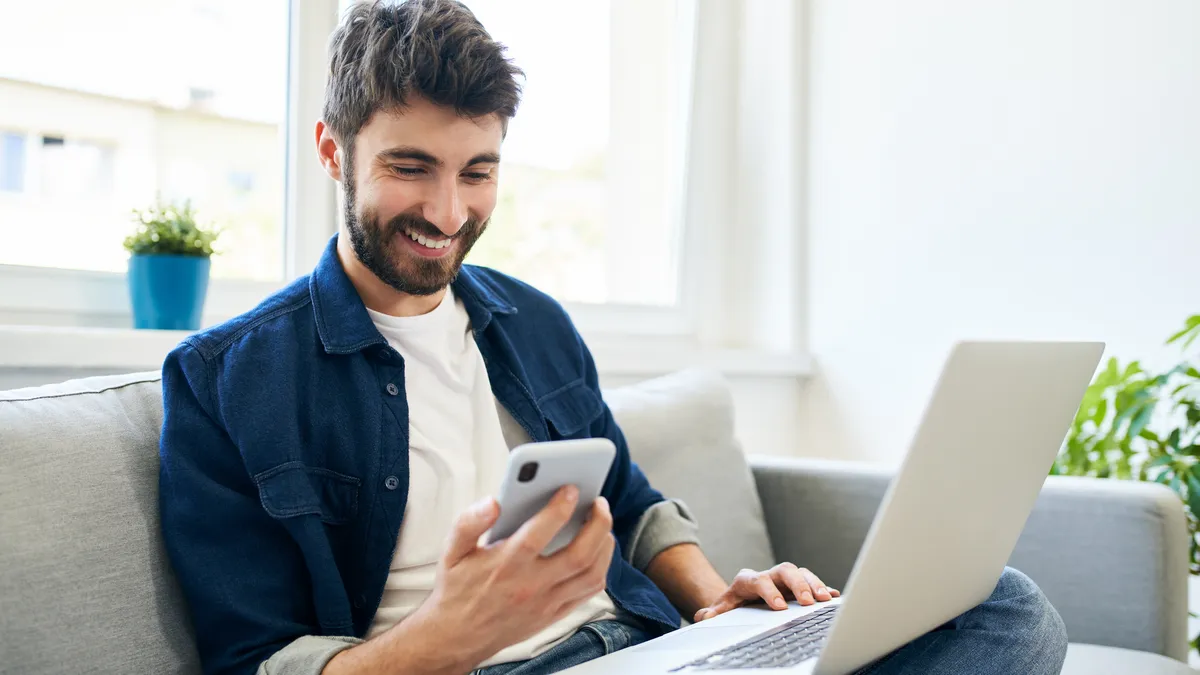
[416,486,615,669]
[693,563,840,622]
[323,487,612,675]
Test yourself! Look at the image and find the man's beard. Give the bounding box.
[342,166,487,297]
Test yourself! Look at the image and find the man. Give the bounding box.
[158,1,1069,674]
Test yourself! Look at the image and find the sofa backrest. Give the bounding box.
[0,372,201,674]
[0,368,772,672]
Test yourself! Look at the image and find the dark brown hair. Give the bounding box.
[322,0,523,144]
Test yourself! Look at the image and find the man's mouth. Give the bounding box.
[402,226,453,250]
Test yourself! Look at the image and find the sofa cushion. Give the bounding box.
[0,372,201,674]
[604,368,776,581]
[1062,643,1196,674]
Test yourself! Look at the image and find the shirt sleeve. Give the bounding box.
[160,343,336,674]
[256,636,362,675]
[625,498,702,572]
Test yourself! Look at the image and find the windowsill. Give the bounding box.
[0,324,812,379]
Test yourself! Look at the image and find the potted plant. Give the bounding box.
[123,199,220,331]
[1053,314,1200,657]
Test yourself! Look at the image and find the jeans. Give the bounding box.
[473,567,1068,675]
[472,618,656,675]
[853,567,1069,675]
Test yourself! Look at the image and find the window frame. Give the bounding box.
[0,0,810,371]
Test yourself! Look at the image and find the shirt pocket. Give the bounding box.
[538,379,605,438]
[253,461,361,525]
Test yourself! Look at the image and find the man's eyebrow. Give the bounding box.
[466,152,501,166]
[377,146,441,167]
[375,147,501,169]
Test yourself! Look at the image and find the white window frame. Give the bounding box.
[0,0,812,378]
[0,0,339,329]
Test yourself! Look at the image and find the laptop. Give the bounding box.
[562,340,1105,675]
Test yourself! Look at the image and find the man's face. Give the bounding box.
[340,97,503,296]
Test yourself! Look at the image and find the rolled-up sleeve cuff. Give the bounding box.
[626,498,702,572]
[257,635,363,675]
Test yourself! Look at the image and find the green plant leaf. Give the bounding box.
[1188,472,1200,520]
[1127,403,1156,440]
[1090,398,1108,426]
[1168,428,1182,451]
[1146,454,1175,470]
[1166,315,1200,345]
[1169,474,1183,495]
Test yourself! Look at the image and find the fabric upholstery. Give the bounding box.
[0,372,202,673]
[0,369,1193,674]
[750,455,1192,663]
[604,369,777,581]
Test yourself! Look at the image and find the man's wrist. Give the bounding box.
[321,600,480,675]
[397,600,483,674]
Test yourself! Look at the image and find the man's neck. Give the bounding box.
[336,233,446,318]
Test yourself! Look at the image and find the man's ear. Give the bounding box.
[315,120,346,182]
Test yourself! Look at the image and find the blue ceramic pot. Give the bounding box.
[127,254,211,330]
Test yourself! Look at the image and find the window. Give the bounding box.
[335,0,694,307]
[462,0,693,307]
[0,132,26,193]
[0,0,289,282]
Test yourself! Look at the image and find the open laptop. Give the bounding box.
[562,340,1105,675]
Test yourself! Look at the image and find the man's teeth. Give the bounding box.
[405,229,452,249]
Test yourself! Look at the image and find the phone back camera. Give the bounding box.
[518,462,539,483]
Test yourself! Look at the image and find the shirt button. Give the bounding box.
[384,475,400,490]
[352,597,363,609]
[385,382,399,396]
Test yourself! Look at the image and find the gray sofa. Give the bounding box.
[0,368,1193,674]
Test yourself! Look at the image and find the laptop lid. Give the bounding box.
[814,340,1104,675]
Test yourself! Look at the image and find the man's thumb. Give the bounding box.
[445,498,499,565]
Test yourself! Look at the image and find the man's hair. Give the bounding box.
[323,0,523,144]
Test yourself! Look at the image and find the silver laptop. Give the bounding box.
[563,340,1105,675]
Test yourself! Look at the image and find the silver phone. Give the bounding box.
[484,438,617,556]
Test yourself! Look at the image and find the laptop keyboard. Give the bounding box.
[671,605,840,671]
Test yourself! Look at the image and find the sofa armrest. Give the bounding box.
[749,455,1191,661]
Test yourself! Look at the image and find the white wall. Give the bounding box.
[797,0,1200,464]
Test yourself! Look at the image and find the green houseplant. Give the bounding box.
[1052,314,1200,656]
[123,199,220,331]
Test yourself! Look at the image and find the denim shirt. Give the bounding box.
[159,236,683,675]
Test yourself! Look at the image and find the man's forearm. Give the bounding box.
[322,605,475,675]
[644,543,729,620]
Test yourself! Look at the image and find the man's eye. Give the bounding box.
[393,166,425,176]
[463,172,492,181]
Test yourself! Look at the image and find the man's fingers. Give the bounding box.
[800,569,833,602]
[445,498,499,565]
[546,497,613,581]
[550,528,615,609]
[508,485,579,558]
[695,597,739,622]
[752,573,787,610]
[774,564,815,606]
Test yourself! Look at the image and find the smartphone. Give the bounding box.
[484,438,617,556]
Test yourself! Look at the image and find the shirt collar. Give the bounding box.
[309,234,516,354]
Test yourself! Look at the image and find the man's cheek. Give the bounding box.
[372,183,420,224]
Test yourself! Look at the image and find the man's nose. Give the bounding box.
[422,177,468,237]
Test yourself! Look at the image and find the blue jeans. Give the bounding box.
[472,618,656,675]
[474,567,1068,675]
[854,567,1068,674]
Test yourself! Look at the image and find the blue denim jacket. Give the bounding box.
[158,236,682,674]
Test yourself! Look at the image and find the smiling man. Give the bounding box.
[158,1,1069,675]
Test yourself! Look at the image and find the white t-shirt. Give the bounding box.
[364,288,617,668]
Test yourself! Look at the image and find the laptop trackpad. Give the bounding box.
[638,626,757,652]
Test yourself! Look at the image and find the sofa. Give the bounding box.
[0,367,1193,674]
